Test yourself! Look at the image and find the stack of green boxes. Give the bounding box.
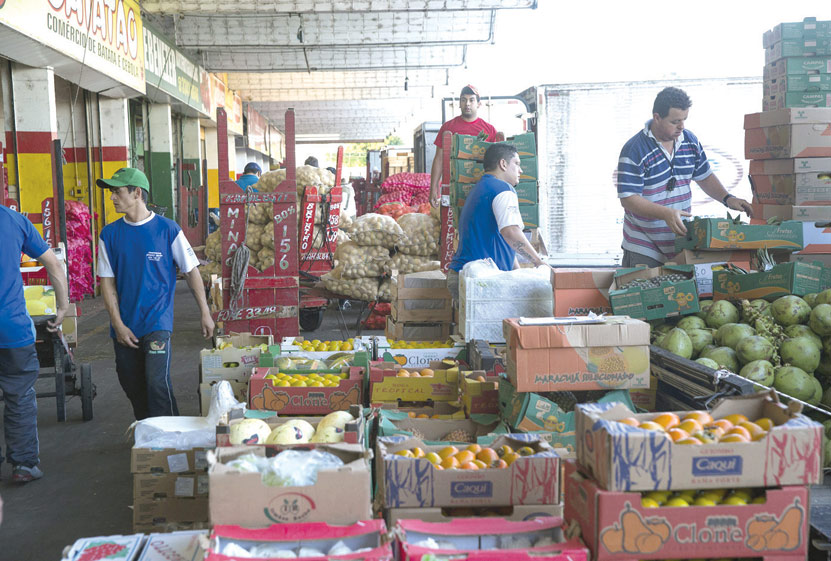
[763,17,831,110]
[448,132,539,229]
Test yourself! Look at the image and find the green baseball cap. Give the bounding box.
[96,167,150,192]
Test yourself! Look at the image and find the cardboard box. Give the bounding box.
[138,531,207,561]
[749,156,831,175]
[133,472,209,500]
[520,203,539,228]
[131,448,210,474]
[508,132,537,158]
[199,380,247,415]
[750,166,831,206]
[564,460,810,561]
[503,317,651,393]
[675,217,804,251]
[796,221,831,254]
[391,270,453,323]
[574,392,824,491]
[386,503,563,526]
[764,18,831,47]
[765,55,831,78]
[61,303,79,345]
[132,521,210,534]
[376,412,504,444]
[200,333,273,382]
[206,520,392,561]
[133,497,209,528]
[375,401,466,420]
[451,159,485,184]
[671,250,753,298]
[216,404,365,446]
[628,374,658,412]
[248,366,363,415]
[385,316,453,342]
[519,156,539,182]
[609,265,700,321]
[751,202,831,222]
[376,435,560,508]
[551,268,615,316]
[396,517,588,561]
[374,336,465,369]
[790,251,831,267]
[764,91,831,111]
[765,37,831,64]
[460,371,500,416]
[713,261,825,300]
[369,360,460,404]
[764,74,831,95]
[268,337,372,362]
[63,534,145,561]
[498,378,636,455]
[451,134,492,161]
[452,180,538,208]
[208,444,372,527]
[744,108,831,159]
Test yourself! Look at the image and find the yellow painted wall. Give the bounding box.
[208,168,218,207]
[18,152,54,215]
[100,160,128,227]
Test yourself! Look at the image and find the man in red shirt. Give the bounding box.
[430,85,497,207]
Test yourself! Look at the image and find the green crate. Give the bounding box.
[514,181,538,205]
[674,217,804,252]
[519,156,538,182]
[713,261,825,300]
[450,159,485,184]
[519,203,539,228]
[450,134,492,161]
[507,132,536,158]
[609,265,700,321]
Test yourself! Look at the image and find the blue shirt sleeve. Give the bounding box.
[20,213,49,259]
[617,146,645,197]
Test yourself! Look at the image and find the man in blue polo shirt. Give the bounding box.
[0,209,68,482]
[236,162,261,192]
[616,87,752,267]
[97,168,214,420]
[447,143,547,301]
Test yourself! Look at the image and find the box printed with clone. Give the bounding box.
[503,317,651,393]
[744,108,831,160]
[374,336,465,370]
[248,366,363,415]
[551,268,615,316]
[208,444,372,527]
[574,392,824,492]
[376,435,560,508]
[563,460,810,561]
[206,520,392,561]
[395,517,589,561]
[609,265,700,321]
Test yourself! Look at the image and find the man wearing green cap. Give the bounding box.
[96,168,214,419]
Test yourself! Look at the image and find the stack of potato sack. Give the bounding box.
[324,209,441,304]
[199,166,336,282]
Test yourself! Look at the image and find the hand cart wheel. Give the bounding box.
[299,308,325,332]
[80,363,94,421]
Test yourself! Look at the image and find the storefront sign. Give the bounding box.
[0,0,146,94]
[208,74,243,135]
[247,105,267,155]
[143,23,209,115]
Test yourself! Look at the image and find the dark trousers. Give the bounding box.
[0,344,40,467]
[621,250,664,269]
[113,331,178,420]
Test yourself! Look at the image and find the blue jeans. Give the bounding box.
[0,344,40,468]
[113,330,178,420]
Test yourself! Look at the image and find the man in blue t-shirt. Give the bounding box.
[447,143,548,301]
[97,168,214,420]
[236,162,261,192]
[0,208,68,482]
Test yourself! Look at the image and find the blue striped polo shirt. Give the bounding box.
[617,121,712,263]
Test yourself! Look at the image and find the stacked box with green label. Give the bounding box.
[448,132,539,229]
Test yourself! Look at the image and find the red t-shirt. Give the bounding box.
[434,116,497,148]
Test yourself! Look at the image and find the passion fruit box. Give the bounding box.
[248,366,364,415]
[376,434,560,508]
[674,217,803,251]
[503,316,651,392]
[574,391,824,492]
[374,336,466,369]
[396,517,589,561]
[216,404,366,446]
[460,371,501,415]
[206,520,392,561]
[551,268,615,317]
[208,443,372,527]
[609,265,700,321]
[712,261,824,300]
[563,460,810,561]
[369,360,460,404]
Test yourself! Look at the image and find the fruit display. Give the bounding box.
[388,339,455,349]
[263,371,348,387]
[640,487,767,507]
[614,409,776,445]
[654,292,831,409]
[395,368,437,377]
[224,448,344,487]
[290,338,356,352]
[392,443,538,470]
[228,411,356,447]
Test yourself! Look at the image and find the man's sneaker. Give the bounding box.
[12,465,43,483]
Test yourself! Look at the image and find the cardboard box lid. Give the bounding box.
[551,268,616,290]
[504,317,649,350]
[749,157,831,174]
[393,269,448,289]
[744,107,831,129]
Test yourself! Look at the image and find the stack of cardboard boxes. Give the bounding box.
[386,270,454,341]
[449,132,540,229]
[381,148,414,179]
[565,392,822,561]
[763,18,831,111]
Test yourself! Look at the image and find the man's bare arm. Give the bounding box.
[500,225,545,267]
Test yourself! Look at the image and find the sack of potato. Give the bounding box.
[334,241,390,279]
[255,169,286,193]
[385,253,440,275]
[206,230,221,262]
[395,212,440,256]
[351,213,404,249]
[297,165,335,196]
[377,278,392,303]
[321,266,380,301]
[339,213,355,235]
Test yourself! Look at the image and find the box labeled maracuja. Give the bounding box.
[503,317,651,393]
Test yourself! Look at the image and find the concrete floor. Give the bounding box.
[0,282,380,561]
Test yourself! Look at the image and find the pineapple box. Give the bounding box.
[374,336,465,370]
[674,217,803,251]
[609,265,699,321]
[574,391,824,492]
[376,434,560,508]
[215,404,366,447]
[369,360,460,404]
[205,520,393,561]
[395,517,589,561]
[460,371,500,416]
[208,443,372,527]
[503,316,651,393]
[248,366,364,415]
[563,460,810,561]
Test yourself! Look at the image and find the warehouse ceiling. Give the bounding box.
[141,0,537,143]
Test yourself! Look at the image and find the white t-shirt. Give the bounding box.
[492,191,524,231]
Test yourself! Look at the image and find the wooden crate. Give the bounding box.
[391,270,453,322]
[385,315,453,341]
